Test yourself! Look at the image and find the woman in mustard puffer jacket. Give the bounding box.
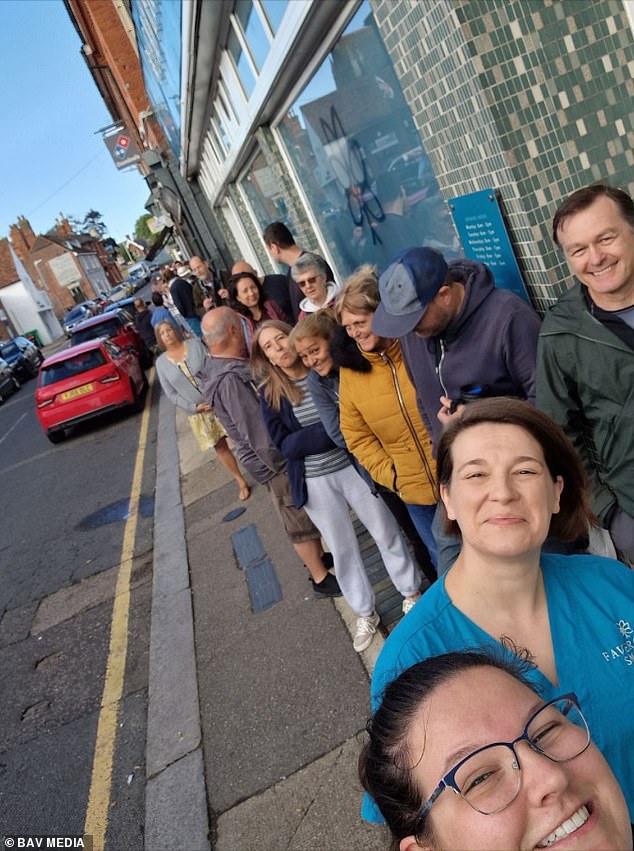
[336,266,439,568]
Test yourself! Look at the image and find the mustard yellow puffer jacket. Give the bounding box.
[339,339,437,505]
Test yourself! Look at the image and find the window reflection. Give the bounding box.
[131,0,182,157]
[276,2,460,277]
[260,0,287,33]
[235,0,270,71]
[228,26,256,97]
[241,149,295,232]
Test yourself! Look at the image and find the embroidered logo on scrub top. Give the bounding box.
[602,620,634,665]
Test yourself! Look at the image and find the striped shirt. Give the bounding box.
[291,377,349,478]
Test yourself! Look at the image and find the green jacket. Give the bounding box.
[537,283,634,524]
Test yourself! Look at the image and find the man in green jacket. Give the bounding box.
[537,184,634,563]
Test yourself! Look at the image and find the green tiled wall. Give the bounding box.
[371,0,634,309]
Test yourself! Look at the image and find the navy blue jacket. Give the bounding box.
[400,259,541,450]
[259,392,335,508]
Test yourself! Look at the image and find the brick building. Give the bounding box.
[9,215,107,319]
[0,238,61,344]
[64,0,226,265]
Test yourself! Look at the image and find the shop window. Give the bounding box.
[276,1,460,277]
[240,148,295,233]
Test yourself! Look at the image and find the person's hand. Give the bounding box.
[217,287,229,300]
[437,396,464,427]
[196,402,211,413]
[203,297,215,311]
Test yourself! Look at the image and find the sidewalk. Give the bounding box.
[144,392,391,850]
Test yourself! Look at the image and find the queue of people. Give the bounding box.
[149,183,634,849]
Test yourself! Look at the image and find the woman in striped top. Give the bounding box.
[251,320,422,654]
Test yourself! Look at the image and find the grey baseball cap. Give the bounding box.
[373,247,448,337]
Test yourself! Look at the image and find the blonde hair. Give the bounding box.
[335,264,380,319]
[288,309,337,348]
[250,320,304,410]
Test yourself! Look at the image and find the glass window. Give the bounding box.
[240,148,295,232]
[276,2,460,277]
[260,0,287,34]
[235,0,270,71]
[227,26,256,97]
[131,0,182,157]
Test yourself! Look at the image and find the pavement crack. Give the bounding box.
[284,744,347,850]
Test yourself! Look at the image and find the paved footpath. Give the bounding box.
[144,392,389,850]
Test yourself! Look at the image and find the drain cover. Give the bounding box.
[245,559,282,613]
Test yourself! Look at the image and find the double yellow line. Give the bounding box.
[84,372,154,849]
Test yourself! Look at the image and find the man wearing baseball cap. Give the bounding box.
[372,247,541,450]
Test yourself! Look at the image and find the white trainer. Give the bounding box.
[402,597,418,615]
[353,612,381,653]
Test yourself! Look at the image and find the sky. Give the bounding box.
[0,0,151,244]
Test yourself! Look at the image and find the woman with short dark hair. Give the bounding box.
[367,397,634,825]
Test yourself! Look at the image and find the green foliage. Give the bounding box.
[134,214,153,242]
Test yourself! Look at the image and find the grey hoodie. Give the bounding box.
[197,355,285,483]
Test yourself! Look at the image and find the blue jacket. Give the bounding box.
[259,392,336,508]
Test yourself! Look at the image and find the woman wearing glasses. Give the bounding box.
[361,650,632,850]
[366,398,634,824]
[291,252,340,319]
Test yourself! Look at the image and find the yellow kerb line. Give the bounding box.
[84,369,155,850]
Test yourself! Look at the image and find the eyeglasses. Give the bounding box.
[419,694,590,818]
[296,274,323,288]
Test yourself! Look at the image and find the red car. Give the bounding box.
[70,309,151,367]
[36,338,146,443]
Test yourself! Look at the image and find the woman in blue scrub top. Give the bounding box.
[367,399,634,825]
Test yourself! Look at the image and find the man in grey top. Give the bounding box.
[197,307,340,596]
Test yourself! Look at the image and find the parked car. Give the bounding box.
[104,297,142,317]
[0,336,44,382]
[35,339,146,443]
[108,283,135,302]
[62,302,98,336]
[0,356,20,402]
[69,310,151,367]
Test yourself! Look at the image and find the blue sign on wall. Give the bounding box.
[448,188,529,302]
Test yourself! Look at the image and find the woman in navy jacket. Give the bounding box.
[251,320,422,653]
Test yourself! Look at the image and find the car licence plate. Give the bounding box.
[61,383,94,401]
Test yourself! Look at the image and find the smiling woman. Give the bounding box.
[366,398,634,827]
[361,651,633,851]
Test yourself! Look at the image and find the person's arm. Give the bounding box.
[259,395,334,459]
[339,377,397,491]
[537,335,617,523]
[503,302,542,404]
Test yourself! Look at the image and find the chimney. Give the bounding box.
[56,213,73,237]
[9,215,36,261]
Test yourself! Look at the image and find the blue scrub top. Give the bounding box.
[364,553,634,822]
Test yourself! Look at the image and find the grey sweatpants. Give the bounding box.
[303,465,421,616]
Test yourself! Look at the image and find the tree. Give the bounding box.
[134,213,153,243]
[68,209,108,237]
[83,209,108,237]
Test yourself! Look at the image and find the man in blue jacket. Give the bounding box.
[372,246,541,450]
